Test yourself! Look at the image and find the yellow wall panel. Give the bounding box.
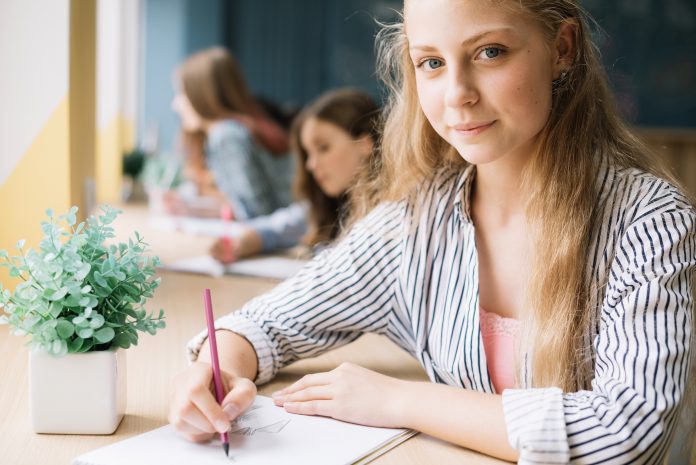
[0,97,71,288]
[96,114,131,204]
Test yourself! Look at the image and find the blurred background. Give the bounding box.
[0,0,695,252]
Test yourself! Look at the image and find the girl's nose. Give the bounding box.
[444,66,478,108]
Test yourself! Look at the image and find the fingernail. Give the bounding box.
[223,404,239,420]
[215,419,230,433]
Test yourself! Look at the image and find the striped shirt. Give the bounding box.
[188,159,696,464]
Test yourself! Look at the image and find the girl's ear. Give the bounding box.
[553,19,578,78]
[355,134,374,159]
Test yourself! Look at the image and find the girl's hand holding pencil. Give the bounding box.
[169,362,255,444]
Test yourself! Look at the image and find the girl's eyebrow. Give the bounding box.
[409,26,516,52]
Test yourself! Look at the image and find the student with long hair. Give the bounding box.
[169,46,294,220]
[169,1,696,462]
[210,88,381,261]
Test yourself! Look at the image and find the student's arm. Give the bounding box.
[209,202,309,262]
[170,201,405,440]
[272,362,519,461]
[187,201,405,383]
[245,201,309,252]
[502,204,695,463]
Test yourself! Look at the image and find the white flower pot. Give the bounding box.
[29,349,127,434]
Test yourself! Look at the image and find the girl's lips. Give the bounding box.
[451,121,496,136]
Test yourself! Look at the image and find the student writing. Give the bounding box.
[169,1,696,463]
[209,89,381,262]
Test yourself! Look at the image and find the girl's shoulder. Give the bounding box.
[207,119,254,148]
[599,162,695,229]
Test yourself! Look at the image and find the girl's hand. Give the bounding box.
[210,228,263,264]
[169,361,257,443]
[210,238,236,264]
[271,362,409,428]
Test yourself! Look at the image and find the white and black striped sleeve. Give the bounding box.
[187,201,406,384]
[503,200,696,464]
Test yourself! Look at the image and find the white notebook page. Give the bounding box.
[73,396,414,465]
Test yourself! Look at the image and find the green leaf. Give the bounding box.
[50,287,68,300]
[51,339,68,356]
[94,271,108,288]
[113,332,131,349]
[93,327,115,344]
[78,339,93,353]
[56,320,75,339]
[89,314,105,329]
[63,295,80,307]
[49,301,63,318]
[77,327,93,338]
[68,337,84,352]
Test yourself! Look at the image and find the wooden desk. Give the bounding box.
[0,206,508,465]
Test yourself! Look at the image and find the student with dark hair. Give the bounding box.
[211,88,381,261]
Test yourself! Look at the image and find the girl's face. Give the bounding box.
[300,117,374,198]
[171,86,204,132]
[406,0,561,167]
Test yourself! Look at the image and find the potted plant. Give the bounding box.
[0,206,165,434]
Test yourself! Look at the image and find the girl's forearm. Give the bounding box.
[196,330,258,380]
[397,381,519,462]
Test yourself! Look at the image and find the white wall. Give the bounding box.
[0,0,69,186]
[96,0,139,132]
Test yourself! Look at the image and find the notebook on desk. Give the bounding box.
[73,395,416,465]
[160,255,308,280]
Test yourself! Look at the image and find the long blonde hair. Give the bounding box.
[356,0,691,392]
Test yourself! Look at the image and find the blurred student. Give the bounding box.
[210,88,381,262]
[168,46,294,220]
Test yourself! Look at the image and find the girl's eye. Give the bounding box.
[477,47,504,60]
[420,58,444,71]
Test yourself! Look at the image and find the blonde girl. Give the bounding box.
[169,1,696,463]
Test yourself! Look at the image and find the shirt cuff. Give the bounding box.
[502,387,570,464]
[186,312,278,385]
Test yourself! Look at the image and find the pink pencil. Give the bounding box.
[203,288,230,457]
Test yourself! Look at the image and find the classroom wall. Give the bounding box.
[0,0,96,289]
[639,129,696,199]
[96,0,140,204]
[139,0,224,154]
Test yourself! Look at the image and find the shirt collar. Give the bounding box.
[453,164,476,225]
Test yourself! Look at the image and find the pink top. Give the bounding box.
[479,307,520,393]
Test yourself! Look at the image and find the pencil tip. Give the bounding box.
[223,443,230,457]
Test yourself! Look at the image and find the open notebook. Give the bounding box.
[73,396,416,465]
[160,255,308,280]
